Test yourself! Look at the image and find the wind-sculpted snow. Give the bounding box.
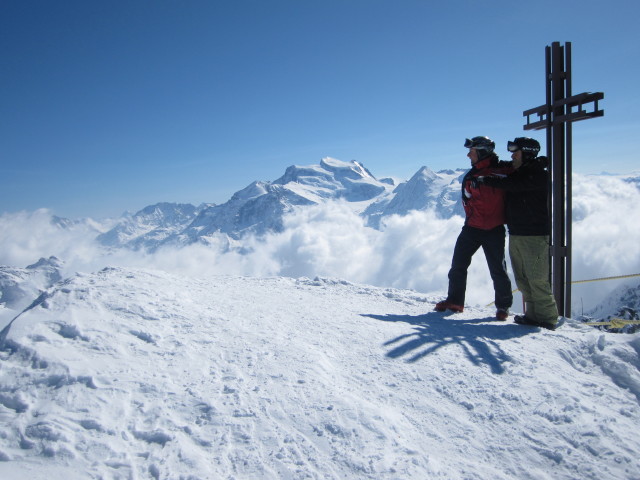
[0,268,639,479]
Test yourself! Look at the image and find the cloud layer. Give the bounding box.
[1,173,639,313]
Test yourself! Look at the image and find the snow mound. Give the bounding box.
[0,268,639,479]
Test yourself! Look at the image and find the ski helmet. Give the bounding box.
[464,136,495,160]
[507,137,540,158]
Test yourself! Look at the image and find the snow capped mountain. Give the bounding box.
[96,158,397,249]
[1,267,639,479]
[272,157,389,203]
[174,181,317,243]
[586,279,640,330]
[364,167,466,228]
[96,202,204,249]
[92,158,467,250]
[183,157,392,241]
[0,256,63,310]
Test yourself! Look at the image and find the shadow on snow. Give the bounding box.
[362,312,534,374]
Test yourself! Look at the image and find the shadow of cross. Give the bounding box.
[362,312,535,374]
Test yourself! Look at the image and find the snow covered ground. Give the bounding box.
[1,268,639,479]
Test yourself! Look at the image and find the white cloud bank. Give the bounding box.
[1,173,639,313]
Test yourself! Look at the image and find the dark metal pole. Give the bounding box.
[544,45,553,296]
[565,43,573,316]
[550,42,567,315]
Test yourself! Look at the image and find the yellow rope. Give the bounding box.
[485,273,640,307]
[571,273,640,284]
[584,318,640,328]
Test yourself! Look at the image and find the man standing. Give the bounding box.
[480,137,559,330]
[435,136,513,320]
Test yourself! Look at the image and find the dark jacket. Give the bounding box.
[461,154,513,230]
[482,156,550,236]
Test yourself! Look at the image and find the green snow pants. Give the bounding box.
[509,235,559,325]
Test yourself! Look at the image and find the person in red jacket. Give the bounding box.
[435,136,513,319]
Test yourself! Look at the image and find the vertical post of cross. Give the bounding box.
[550,42,568,316]
[522,41,604,318]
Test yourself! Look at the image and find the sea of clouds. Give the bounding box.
[1,173,639,313]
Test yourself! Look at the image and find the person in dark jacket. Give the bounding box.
[435,136,513,320]
[480,137,559,330]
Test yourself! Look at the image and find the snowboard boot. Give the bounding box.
[434,300,464,313]
[514,315,558,331]
[514,314,538,326]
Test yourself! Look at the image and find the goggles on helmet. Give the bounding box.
[507,138,540,155]
[464,136,494,151]
[507,141,520,152]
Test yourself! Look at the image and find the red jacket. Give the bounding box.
[461,156,513,230]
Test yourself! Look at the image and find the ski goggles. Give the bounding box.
[507,141,520,152]
[507,141,540,154]
[464,138,492,149]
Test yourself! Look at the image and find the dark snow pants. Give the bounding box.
[446,225,513,310]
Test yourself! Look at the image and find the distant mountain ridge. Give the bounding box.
[96,157,466,250]
[74,162,640,252]
[2,164,639,327]
[85,161,640,258]
[96,202,206,249]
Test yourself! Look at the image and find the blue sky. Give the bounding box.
[2,0,638,218]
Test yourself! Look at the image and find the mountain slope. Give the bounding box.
[96,202,203,249]
[175,157,394,244]
[273,157,388,203]
[175,181,317,243]
[586,279,640,331]
[364,167,465,228]
[1,268,639,479]
[0,257,63,309]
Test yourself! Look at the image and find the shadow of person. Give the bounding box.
[362,312,535,374]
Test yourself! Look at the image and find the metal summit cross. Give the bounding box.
[523,41,604,318]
